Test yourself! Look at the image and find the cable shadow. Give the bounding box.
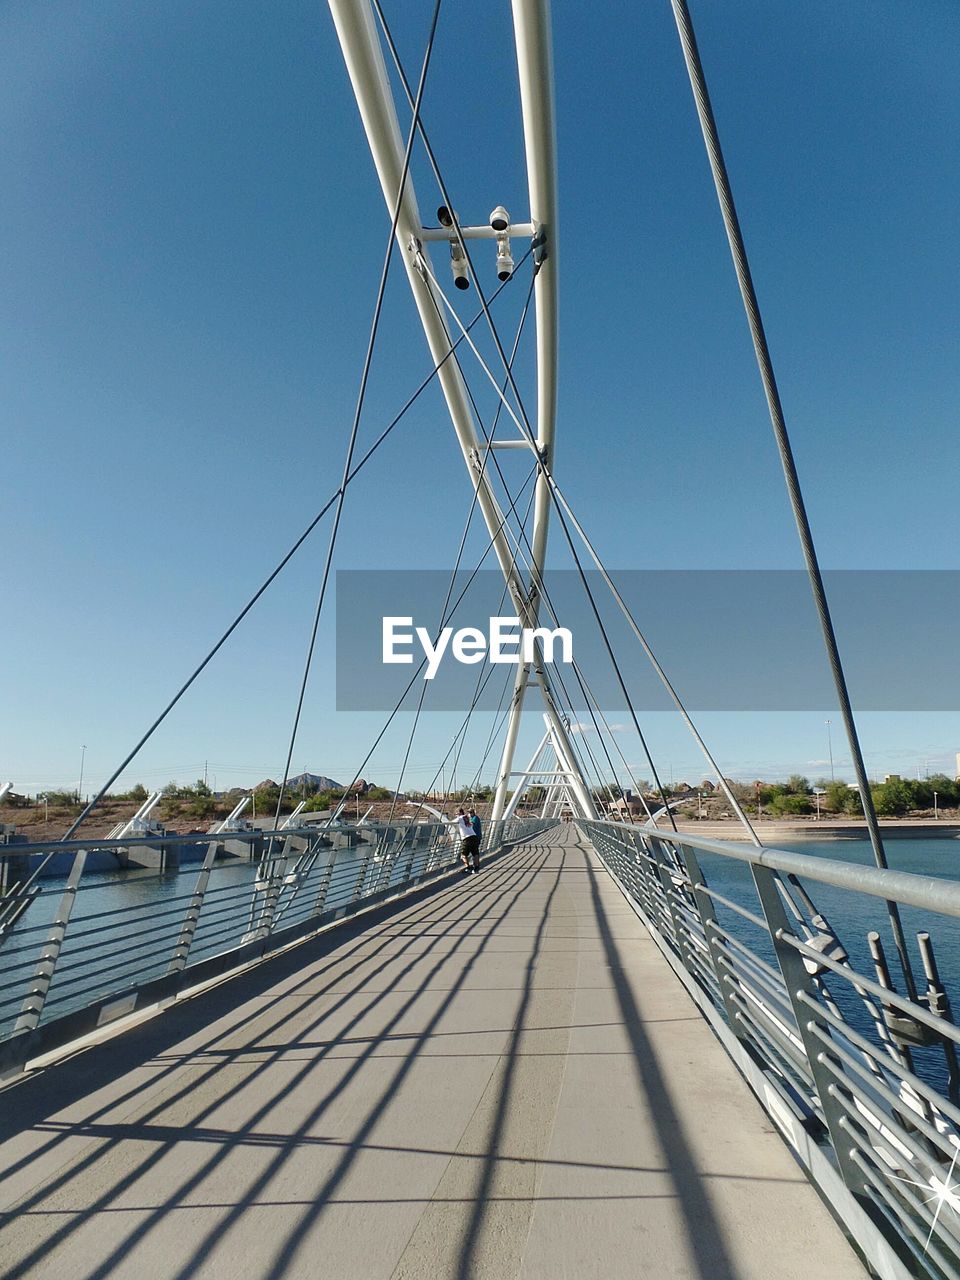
[453,844,567,1279]
[0,844,515,1154]
[580,840,739,1280]
[1,845,543,1278]
[249,843,560,1280]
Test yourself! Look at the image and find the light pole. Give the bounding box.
[814,787,825,820]
[825,720,834,781]
[934,791,939,820]
[78,745,87,803]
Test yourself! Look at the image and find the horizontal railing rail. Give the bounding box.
[580,817,960,1280]
[0,816,551,1077]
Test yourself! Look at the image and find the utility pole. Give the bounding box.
[78,745,87,804]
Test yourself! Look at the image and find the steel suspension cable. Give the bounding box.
[375,3,703,829]
[419,255,679,826]
[374,8,626,821]
[423,251,753,833]
[543,478,755,833]
[47,254,534,868]
[667,0,917,997]
[272,0,444,828]
[414,260,643,817]
[381,259,540,829]
[379,442,487,833]
[442,489,538,808]
[308,463,539,837]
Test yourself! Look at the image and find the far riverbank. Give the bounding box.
[648,818,960,843]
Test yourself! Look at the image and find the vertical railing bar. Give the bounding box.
[167,839,220,974]
[313,844,340,914]
[749,863,866,1195]
[14,848,88,1033]
[671,840,746,1031]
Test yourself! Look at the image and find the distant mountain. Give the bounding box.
[287,773,344,792]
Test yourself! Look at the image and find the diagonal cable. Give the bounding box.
[272,0,444,828]
[667,0,917,997]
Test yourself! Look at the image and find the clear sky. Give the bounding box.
[2,1,958,799]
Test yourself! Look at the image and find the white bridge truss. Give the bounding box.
[327,0,596,821]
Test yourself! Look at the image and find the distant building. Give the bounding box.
[609,790,646,817]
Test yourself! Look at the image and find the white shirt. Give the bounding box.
[456,815,473,839]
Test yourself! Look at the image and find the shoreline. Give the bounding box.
[645,819,960,843]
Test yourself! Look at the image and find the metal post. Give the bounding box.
[251,835,292,940]
[647,835,705,986]
[313,843,341,915]
[168,839,219,974]
[15,848,88,1033]
[672,841,744,1031]
[748,863,866,1195]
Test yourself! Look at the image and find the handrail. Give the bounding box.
[596,818,960,917]
[580,816,960,1280]
[0,816,551,1081]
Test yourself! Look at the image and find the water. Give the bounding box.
[696,837,960,1095]
[1,836,448,1038]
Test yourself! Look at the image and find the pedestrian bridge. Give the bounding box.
[2,820,959,1279]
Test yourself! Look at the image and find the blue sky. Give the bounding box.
[2,1,958,798]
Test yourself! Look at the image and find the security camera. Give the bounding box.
[450,243,469,290]
[437,205,455,228]
[495,232,514,282]
[489,205,510,232]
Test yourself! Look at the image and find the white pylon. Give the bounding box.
[328,0,595,820]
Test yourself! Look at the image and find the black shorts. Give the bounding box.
[461,835,480,858]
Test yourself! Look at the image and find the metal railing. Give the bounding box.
[581,818,960,1280]
[0,816,549,1077]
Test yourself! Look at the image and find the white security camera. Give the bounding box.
[495,232,514,282]
[489,205,510,232]
[450,243,470,290]
[437,205,457,228]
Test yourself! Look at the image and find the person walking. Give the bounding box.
[467,807,482,873]
[456,808,477,874]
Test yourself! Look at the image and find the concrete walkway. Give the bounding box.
[0,826,865,1279]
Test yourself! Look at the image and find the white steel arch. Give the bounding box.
[328,0,595,819]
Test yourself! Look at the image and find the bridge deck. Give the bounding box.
[0,825,863,1279]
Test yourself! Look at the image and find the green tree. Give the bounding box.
[113,783,148,802]
[928,775,959,805]
[872,779,911,817]
[786,774,811,794]
[188,793,217,820]
[843,787,863,815]
[824,781,849,813]
[768,792,812,816]
[365,786,393,801]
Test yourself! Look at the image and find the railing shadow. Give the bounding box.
[0,841,547,1279]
